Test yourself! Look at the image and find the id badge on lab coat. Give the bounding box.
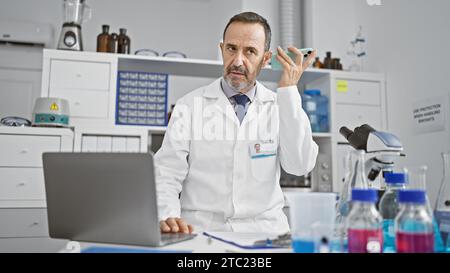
[250,140,277,159]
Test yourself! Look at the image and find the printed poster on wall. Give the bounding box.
[411,94,448,135]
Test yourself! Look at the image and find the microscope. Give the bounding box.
[340,124,404,187]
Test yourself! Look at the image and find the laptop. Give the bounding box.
[42,152,196,247]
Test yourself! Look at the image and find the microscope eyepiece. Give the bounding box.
[339,126,353,140]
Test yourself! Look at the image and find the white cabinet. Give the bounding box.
[305,71,387,193]
[0,127,73,252]
[41,50,118,128]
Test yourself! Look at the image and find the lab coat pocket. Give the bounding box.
[249,143,277,182]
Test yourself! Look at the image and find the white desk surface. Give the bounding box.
[66,233,292,253]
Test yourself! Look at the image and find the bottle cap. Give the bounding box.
[120,28,127,34]
[398,190,426,204]
[384,172,407,184]
[351,188,378,203]
[304,89,321,96]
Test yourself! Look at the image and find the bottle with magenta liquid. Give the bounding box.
[395,190,434,253]
[347,188,383,253]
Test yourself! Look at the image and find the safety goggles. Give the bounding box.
[0,116,32,127]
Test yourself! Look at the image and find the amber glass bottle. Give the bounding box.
[117,28,131,54]
[97,25,110,53]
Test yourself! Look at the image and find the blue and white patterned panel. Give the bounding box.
[116,71,168,126]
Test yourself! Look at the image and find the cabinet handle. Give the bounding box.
[74,101,81,106]
[31,222,39,226]
[19,149,29,154]
[321,174,330,181]
[17,182,26,187]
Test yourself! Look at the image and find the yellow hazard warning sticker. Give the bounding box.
[50,103,59,111]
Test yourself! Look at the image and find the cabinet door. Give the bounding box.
[0,209,49,238]
[49,89,109,119]
[335,80,381,106]
[0,168,46,200]
[335,104,383,142]
[49,60,110,91]
[0,135,61,167]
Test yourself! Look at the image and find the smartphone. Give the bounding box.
[271,48,315,71]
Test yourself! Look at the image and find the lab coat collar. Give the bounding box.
[203,78,274,103]
[202,78,275,127]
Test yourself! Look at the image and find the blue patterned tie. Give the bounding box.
[233,94,250,124]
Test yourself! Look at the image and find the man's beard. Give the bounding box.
[224,59,264,93]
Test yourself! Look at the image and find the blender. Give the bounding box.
[57,0,91,51]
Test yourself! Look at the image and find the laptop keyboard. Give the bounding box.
[161,232,196,245]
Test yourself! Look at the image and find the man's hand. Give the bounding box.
[276,46,317,88]
[160,217,194,234]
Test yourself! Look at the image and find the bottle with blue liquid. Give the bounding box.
[395,190,434,253]
[301,89,329,132]
[403,165,445,252]
[379,172,407,252]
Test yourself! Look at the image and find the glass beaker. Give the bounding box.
[436,152,450,211]
[336,150,369,228]
[435,152,450,251]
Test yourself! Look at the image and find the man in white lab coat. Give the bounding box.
[156,12,318,234]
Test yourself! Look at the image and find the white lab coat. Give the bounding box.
[154,78,318,234]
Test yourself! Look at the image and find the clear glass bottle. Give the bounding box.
[379,172,407,252]
[347,188,383,253]
[395,190,434,253]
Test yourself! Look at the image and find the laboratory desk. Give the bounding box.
[62,233,293,253]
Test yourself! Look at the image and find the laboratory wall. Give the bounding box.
[306,0,450,204]
[0,0,289,60]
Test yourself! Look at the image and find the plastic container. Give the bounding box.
[301,89,329,132]
[395,190,434,253]
[286,192,336,253]
[379,172,407,252]
[347,188,383,253]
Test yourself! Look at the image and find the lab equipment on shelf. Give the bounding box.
[301,89,329,133]
[347,188,383,253]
